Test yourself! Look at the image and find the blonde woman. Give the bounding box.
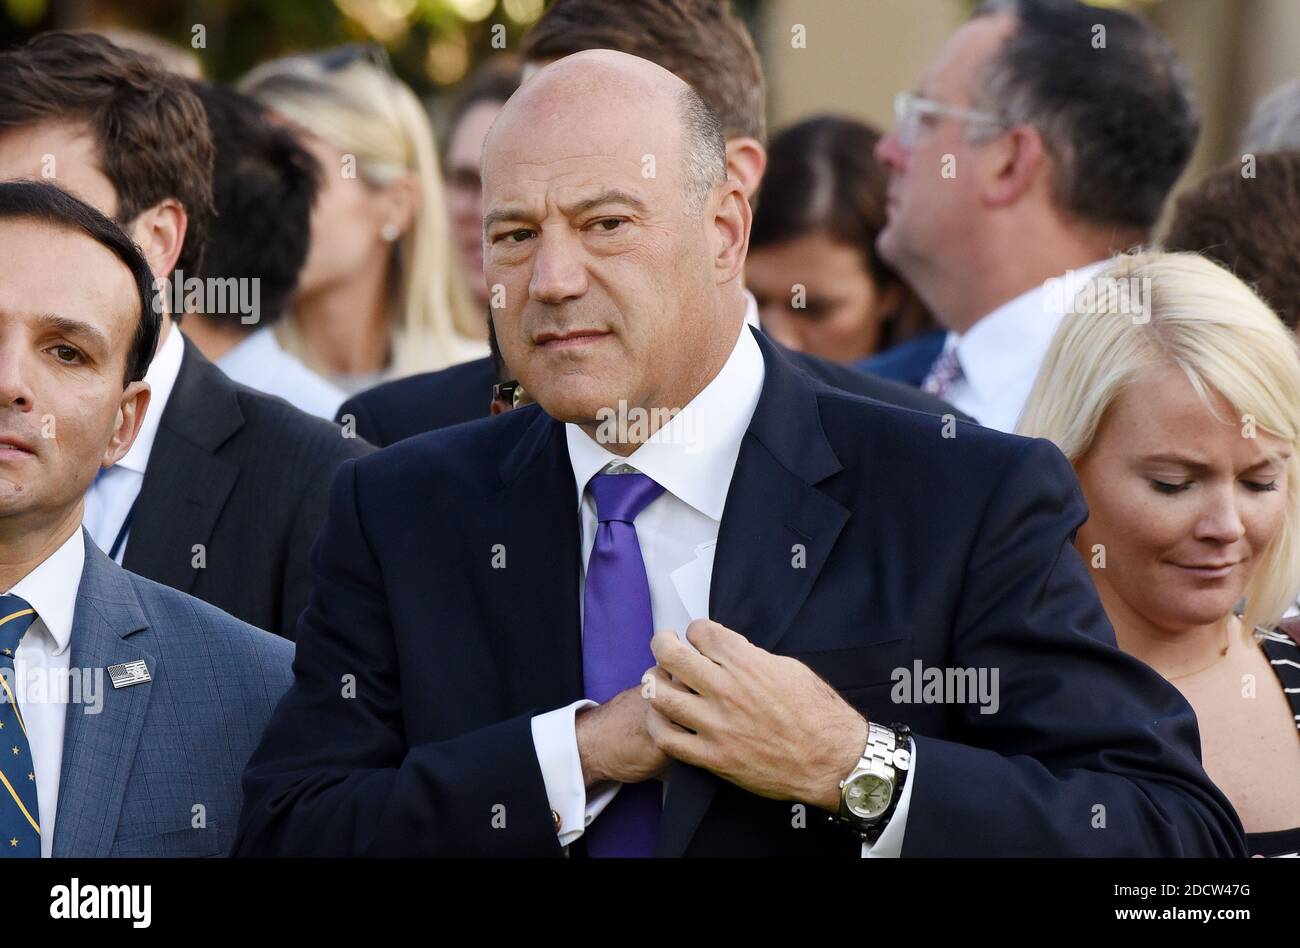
[240,45,485,394]
[1019,252,1300,856]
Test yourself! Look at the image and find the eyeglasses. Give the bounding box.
[315,42,395,76]
[892,91,1004,150]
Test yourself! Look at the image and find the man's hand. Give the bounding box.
[575,682,669,789]
[645,619,868,811]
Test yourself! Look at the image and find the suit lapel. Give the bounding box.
[123,338,241,593]
[52,534,156,857]
[485,407,584,712]
[657,331,850,857]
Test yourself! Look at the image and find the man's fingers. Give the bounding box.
[646,702,702,764]
[651,629,724,695]
[684,618,750,665]
[645,665,709,732]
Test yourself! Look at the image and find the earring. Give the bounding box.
[381,223,400,242]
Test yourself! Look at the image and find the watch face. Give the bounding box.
[845,772,893,820]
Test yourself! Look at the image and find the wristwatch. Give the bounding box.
[832,721,911,842]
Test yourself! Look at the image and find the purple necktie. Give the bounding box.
[582,471,665,858]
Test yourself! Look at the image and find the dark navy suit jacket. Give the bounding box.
[237,329,1244,857]
[124,337,372,639]
[856,329,948,388]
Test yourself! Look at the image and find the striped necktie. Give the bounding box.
[0,595,40,857]
[921,347,964,399]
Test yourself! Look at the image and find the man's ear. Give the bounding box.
[101,381,151,470]
[712,177,751,287]
[725,137,767,202]
[981,125,1046,209]
[128,199,189,279]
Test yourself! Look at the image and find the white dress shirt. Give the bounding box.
[529,319,914,856]
[7,527,86,858]
[82,322,185,564]
[217,327,346,421]
[938,261,1110,432]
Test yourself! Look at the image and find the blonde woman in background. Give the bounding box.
[240,45,485,394]
[1018,252,1300,856]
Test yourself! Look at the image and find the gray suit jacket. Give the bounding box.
[51,531,294,856]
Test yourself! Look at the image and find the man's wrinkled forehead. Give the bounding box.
[483,146,655,208]
[482,113,679,218]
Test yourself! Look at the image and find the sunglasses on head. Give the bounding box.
[314,42,394,75]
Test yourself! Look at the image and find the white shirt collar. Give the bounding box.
[6,528,85,656]
[116,321,185,475]
[950,260,1110,404]
[742,290,761,329]
[565,320,765,522]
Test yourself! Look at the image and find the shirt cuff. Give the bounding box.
[862,736,915,858]
[530,699,619,847]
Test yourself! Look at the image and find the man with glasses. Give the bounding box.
[865,0,1197,432]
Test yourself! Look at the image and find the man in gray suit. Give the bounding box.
[0,180,292,857]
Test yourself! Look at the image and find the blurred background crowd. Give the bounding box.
[2,0,1298,395]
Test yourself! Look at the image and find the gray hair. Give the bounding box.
[677,84,727,214]
[1241,79,1300,154]
[968,0,1198,234]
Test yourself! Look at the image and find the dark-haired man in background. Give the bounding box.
[338,0,962,446]
[0,32,371,639]
[0,181,291,856]
[862,0,1199,430]
[182,81,346,420]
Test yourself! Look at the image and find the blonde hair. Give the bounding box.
[1018,251,1300,630]
[239,50,481,375]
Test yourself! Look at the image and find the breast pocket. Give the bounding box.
[109,821,224,858]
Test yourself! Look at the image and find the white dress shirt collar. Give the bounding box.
[5,528,85,656]
[742,290,761,329]
[565,320,766,521]
[116,322,185,475]
[950,260,1110,405]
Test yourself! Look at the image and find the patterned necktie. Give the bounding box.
[0,595,40,857]
[582,471,665,858]
[921,347,964,398]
